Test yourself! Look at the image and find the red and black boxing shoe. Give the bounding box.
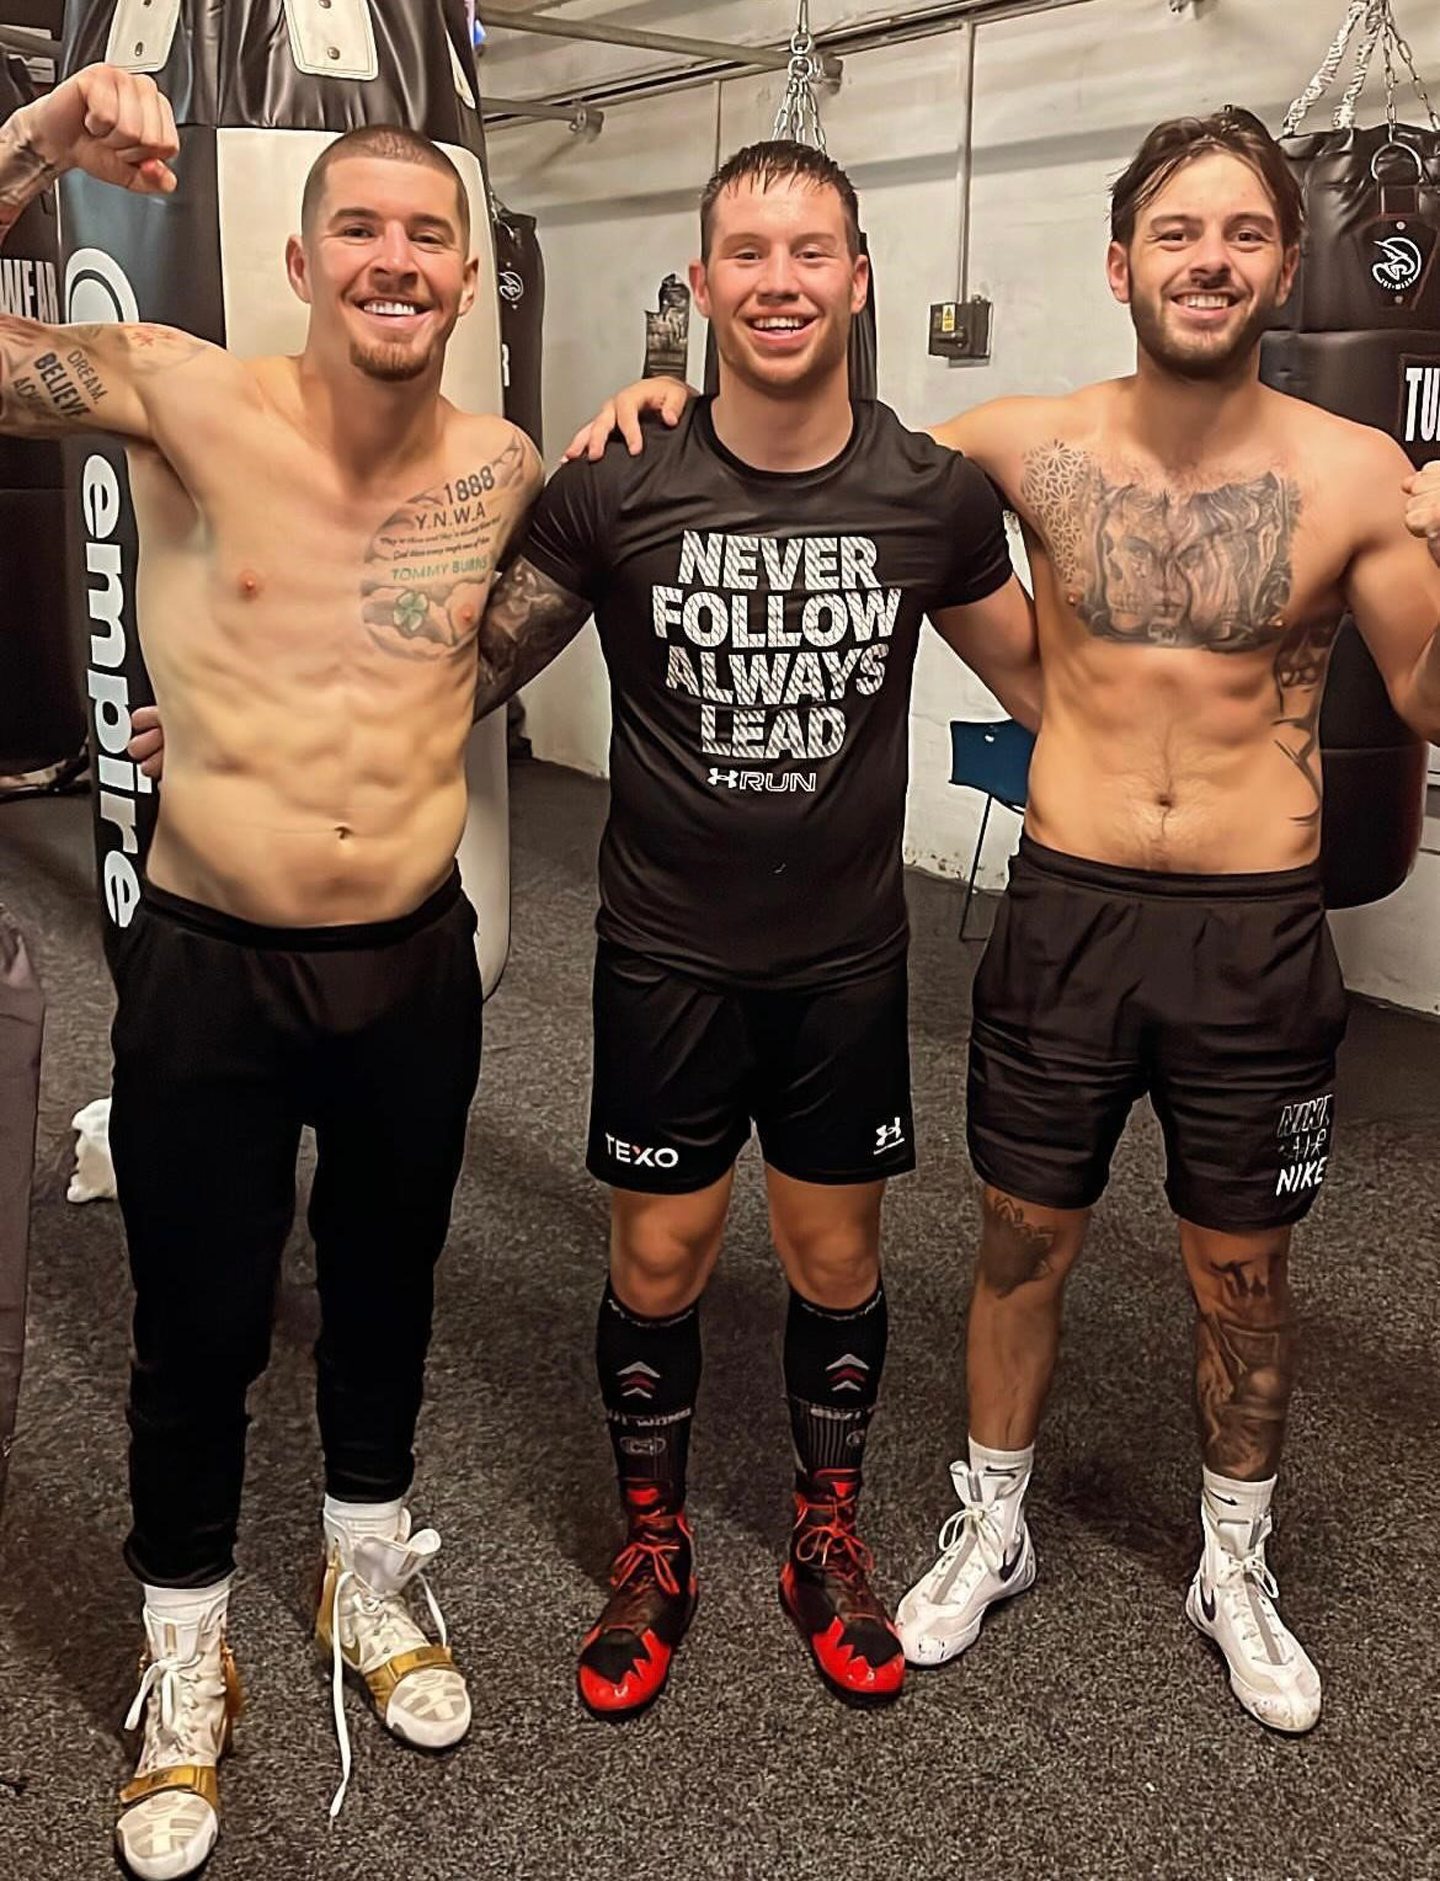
[780,1469,905,1708]
[577,1488,697,1720]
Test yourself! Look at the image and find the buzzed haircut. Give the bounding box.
[1110,107,1304,252]
[301,124,471,247]
[700,139,862,258]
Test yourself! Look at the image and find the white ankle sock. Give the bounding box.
[323,1494,405,1541]
[1201,1468,1276,1563]
[969,1436,1035,1480]
[142,1576,232,1627]
[967,1436,1033,1545]
[1202,1468,1275,1524]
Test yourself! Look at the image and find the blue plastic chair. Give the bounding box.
[949,718,1036,941]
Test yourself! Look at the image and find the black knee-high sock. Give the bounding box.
[784,1280,888,1484]
[596,1279,702,1514]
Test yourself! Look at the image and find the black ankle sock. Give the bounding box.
[596,1279,701,1512]
[784,1279,887,1481]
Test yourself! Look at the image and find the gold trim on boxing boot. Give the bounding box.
[118,1762,220,1814]
[359,1643,456,1712]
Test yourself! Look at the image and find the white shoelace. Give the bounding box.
[1210,1516,1289,1664]
[327,1562,448,1820]
[933,1471,1010,1586]
[125,1650,225,1775]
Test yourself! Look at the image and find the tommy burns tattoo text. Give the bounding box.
[361,432,530,660]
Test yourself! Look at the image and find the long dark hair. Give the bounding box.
[1110,108,1303,250]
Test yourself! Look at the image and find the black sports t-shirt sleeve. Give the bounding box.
[935,456,1014,610]
[519,453,612,600]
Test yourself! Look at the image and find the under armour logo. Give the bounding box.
[826,1353,869,1394]
[617,1361,660,1400]
[874,1117,905,1153]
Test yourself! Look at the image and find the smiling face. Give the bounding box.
[288,155,478,385]
[1107,150,1298,381]
[689,174,869,400]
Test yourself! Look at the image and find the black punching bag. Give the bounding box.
[0,56,85,797]
[494,202,544,450]
[0,907,43,1511]
[704,232,879,400]
[57,0,511,990]
[1262,118,1439,907]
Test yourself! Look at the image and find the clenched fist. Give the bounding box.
[17,63,178,195]
[1403,460,1440,568]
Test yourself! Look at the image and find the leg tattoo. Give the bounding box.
[1193,1258,1295,1480]
[978,1191,1058,1298]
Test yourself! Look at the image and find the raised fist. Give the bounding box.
[19,63,178,195]
[1403,460,1440,569]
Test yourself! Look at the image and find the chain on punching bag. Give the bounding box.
[1261,0,1439,907]
[703,0,877,401]
[57,0,512,991]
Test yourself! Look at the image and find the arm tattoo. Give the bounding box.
[977,1190,1057,1298]
[1020,442,1301,652]
[1270,617,1340,827]
[0,317,204,433]
[472,557,592,720]
[360,435,535,661]
[0,114,57,244]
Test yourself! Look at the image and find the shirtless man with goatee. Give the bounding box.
[570,106,1440,1736]
[0,62,539,1875]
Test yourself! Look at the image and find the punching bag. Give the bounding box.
[1262,28,1440,907]
[0,56,85,798]
[703,231,878,400]
[57,0,511,992]
[0,908,43,1512]
[494,201,544,450]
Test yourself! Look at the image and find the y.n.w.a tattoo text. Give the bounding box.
[361,437,526,659]
[654,530,901,767]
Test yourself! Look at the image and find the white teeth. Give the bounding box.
[1180,295,1230,309]
[364,300,421,316]
[754,317,806,331]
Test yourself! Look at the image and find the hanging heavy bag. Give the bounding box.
[0,54,85,797]
[494,200,545,451]
[1259,0,1440,908]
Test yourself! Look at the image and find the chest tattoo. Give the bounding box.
[1020,441,1301,653]
[360,434,527,659]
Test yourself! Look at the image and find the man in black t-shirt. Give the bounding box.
[471,142,1039,1718]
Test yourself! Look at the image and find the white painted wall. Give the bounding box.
[482,0,1440,1014]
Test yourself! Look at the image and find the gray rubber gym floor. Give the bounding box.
[1,761,1437,1881]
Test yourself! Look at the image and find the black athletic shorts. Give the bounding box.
[587,943,915,1194]
[966,837,1348,1232]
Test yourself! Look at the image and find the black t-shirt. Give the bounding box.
[523,397,1012,987]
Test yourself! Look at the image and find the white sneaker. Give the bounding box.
[896,1462,1036,1667]
[116,1596,243,1881]
[1185,1509,1321,1734]
[316,1509,471,1815]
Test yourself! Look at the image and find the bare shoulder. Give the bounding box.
[1276,392,1411,528]
[448,408,543,500]
[932,386,1116,495]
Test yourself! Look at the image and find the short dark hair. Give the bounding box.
[1110,108,1304,251]
[699,140,861,258]
[301,125,471,247]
